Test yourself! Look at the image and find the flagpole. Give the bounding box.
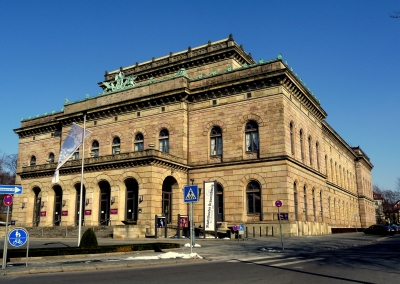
[78,114,86,247]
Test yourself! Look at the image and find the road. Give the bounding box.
[1,234,399,283]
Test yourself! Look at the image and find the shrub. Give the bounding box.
[79,228,98,248]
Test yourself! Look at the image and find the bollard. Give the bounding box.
[260,227,262,237]
[246,227,248,239]
[253,227,255,238]
[272,226,274,236]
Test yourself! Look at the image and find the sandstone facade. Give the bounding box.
[13,36,374,237]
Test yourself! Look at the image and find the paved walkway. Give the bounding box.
[0,233,393,276]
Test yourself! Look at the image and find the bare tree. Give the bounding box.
[374,184,400,224]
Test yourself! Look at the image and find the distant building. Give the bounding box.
[373,192,384,224]
[13,35,374,237]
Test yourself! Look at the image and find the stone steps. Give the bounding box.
[25,226,114,238]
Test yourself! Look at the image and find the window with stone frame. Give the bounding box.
[48,152,55,163]
[134,133,144,151]
[112,137,121,154]
[300,129,304,161]
[245,121,259,152]
[72,148,79,160]
[91,140,99,157]
[159,129,169,153]
[290,122,295,155]
[308,136,312,165]
[246,181,261,214]
[210,126,222,156]
[294,182,298,221]
[30,155,36,166]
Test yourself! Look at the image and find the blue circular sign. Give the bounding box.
[8,227,28,247]
[275,200,282,207]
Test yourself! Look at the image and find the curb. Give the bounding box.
[0,258,206,276]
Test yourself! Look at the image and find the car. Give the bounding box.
[363,225,395,236]
[390,224,400,234]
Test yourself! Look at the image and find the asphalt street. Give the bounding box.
[0,232,398,280]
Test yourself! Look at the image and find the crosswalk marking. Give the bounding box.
[254,257,298,264]
[227,256,325,267]
[270,257,324,267]
[229,255,284,262]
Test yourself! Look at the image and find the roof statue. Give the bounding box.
[102,71,137,94]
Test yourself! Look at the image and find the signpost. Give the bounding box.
[275,200,284,251]
[183,183,199,254]
[0,185,22,195]
[8,228,29,267]
[2,195,12,269]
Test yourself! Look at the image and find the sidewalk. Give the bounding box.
[0,233,392,276]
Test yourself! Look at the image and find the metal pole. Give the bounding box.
[190,202,193,254]
[278,207,284,251]
[78,114,86,247]
[2,206,10,269]
[26,233,30,267]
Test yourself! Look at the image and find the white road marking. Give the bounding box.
[270,257,324,267]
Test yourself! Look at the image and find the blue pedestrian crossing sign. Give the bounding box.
[183,185,199,203]
[8,227,28,247]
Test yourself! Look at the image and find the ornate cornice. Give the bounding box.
[18,149,188,180]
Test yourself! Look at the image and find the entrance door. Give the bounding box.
[216,184,224,222]
[75,184,86,226]
[33,187,41,227]
[53,186,62,226]
[125,179,138,222]
[99,181,110,225]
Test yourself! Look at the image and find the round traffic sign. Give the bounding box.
[3,194,13,206]
[275,200,282,207]
[8,227,28,247]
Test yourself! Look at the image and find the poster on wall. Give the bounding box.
[179,215,189,228]
[157,216,166,228]
[204,181,216,231]
[61,211,68,216]
[40,211,46,217]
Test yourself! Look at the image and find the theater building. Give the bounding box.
[13,35,374,237]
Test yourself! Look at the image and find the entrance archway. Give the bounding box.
[161,176,178,224]
[99,181,111,225]
[75,183,86,226]
[33,187,42,227]
[216,183,224,222]
[125,178,139,222]
[53,185,62,226]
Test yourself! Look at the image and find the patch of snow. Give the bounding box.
[126,252,202,260]
[184,243,201,248]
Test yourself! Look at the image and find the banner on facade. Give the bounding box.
[52,123,91,183]
[204,181,216,231]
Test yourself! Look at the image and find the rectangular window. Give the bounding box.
[134,142,144,151]
[137,112,140,117]
[159,139,169,153]
[247,92,252,98]
[210,137,222,156]
[212,100,217,105]
[161,107,165,112]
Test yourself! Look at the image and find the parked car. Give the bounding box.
[363,225,395,235]
[390,224,400,234]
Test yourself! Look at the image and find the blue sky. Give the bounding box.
[0,1,399,190]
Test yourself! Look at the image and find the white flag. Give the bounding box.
[52,123,91,183]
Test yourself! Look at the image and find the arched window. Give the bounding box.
[316,142,320,170]
[308,136,312,165]
[246,181,261,215]
[210,126,222,156]
[320,191,323,219]
[216,183,224,221]
[159,129,169,153]
[300,130,304,161]
[294,182,298,221]
[304,186,308,221]
[245,121,259,152]
[48,152,55,163]
[134,133,144,151]
[112,137,120,154]
[72,148,79,160]
[91,140,99,157]
[290,122,294,155]
[312,189,316,221]
[30,155,36,166]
